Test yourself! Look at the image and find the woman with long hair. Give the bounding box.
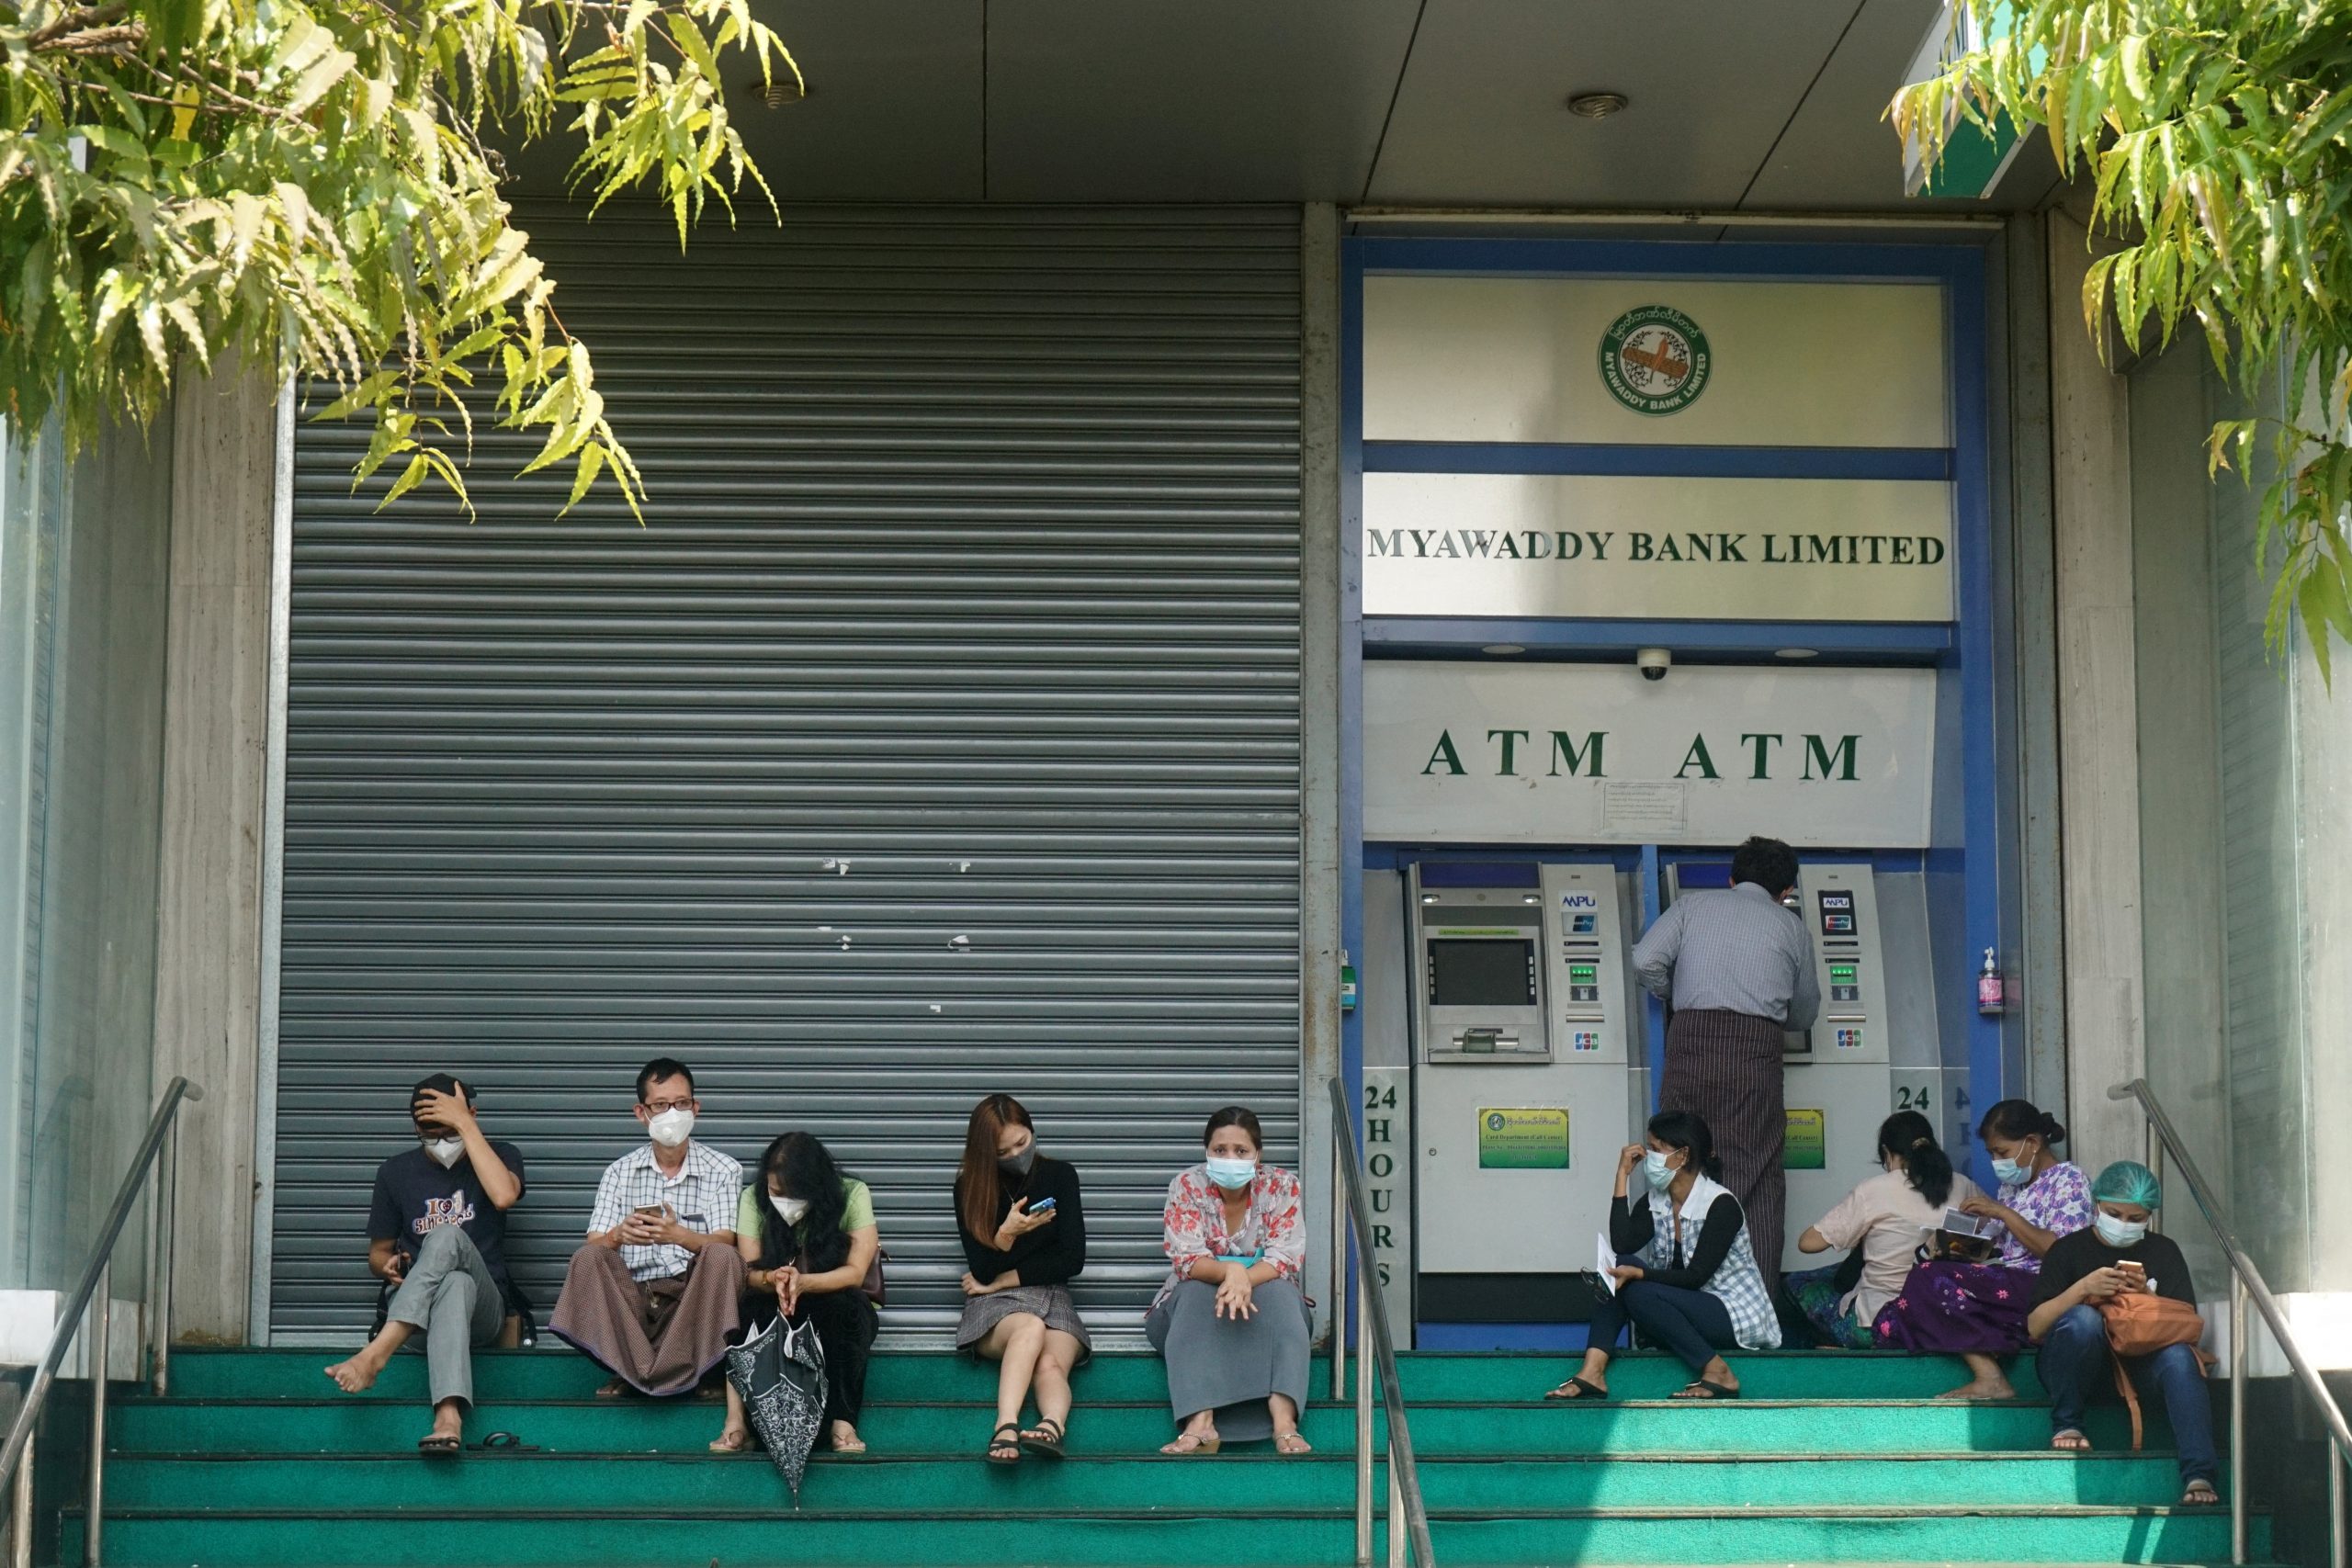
[710,1132,881,1456]
[953,1094,1091,1465]
[1788,1111,1984,1348]
[1544,1109,1781,1403]
[1147,1106,1312,1455]
[1873,1098,2093,1399]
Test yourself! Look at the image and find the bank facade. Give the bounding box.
[3,0,2346,1489]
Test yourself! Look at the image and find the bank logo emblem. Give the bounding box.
[1600,305,1710,415]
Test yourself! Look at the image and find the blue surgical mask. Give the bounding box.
[1990,1156,2028,1187]
[1204,1156,1257,1191]
[2094,1212,2148,1247]
[1643,1150,1678,1192]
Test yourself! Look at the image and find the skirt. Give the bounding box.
[955,1283,1093,1364]
[1786,1263,1874,1349]
[1871,1260,2034,1354]
[1145,1277,1310,1443]
[1659,1008,1790,1272]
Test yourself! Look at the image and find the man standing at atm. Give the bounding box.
[1632,835,1819,1276]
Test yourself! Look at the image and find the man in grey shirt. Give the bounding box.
[1631,835,1818,1274]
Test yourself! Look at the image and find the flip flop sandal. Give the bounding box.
[594,1378,631,1400]
[986,1423,1023,1465]
[469,1432,539,1452]
[708,1430,755,1454]
[1675,1380,1740,1400]
[1275,1431,1314,1454]
[1160,1430,1221,1455]
[1019,1418,1067,1460]
[1544,1377,1611,1402]
[416,1434,462,1455]
[2183,1482,2219,1506]
[2051,1429,2092,1452]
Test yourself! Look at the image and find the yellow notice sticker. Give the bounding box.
[1784,1108,1826,1170]
[1476,1107,1569,1169]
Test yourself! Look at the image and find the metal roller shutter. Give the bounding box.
[270,204,1304,1340]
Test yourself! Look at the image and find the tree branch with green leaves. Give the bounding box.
[1896,0,2352,676]
[0,0,794,517]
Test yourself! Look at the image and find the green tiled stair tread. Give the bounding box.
[158,1347,2045,1404]
[96,1450,2194,1512]
[58,1506,2264,1568]
[110,1397,2158,1456]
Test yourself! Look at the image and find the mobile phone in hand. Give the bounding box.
[1028,1197,1058,1215]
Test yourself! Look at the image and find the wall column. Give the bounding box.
[153,355,277,1342]
[2046,207,2148,1164]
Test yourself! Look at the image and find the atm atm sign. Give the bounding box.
[1477,1108,1570,1169]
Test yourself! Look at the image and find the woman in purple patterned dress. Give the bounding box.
[1871,1100,2091,1399]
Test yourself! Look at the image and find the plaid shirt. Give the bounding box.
[585,1141,744,1282]
[1633,882,1821,1031]
[1636,1171,1781,1348]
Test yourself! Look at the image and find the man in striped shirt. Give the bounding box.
[548,1057,747,1395]
[1632,836,1819,1276]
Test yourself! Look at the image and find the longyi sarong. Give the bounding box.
[1871,1259,2034,1354]
[549,1244,744,1395]
[1659,1007,1789,1274]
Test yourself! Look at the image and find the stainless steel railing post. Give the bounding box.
[1387,1450,1406,1568]
[151,1119,177,1399]
[9,1431,30,1568]
[1331,1131,1347,1403]
[83,1264,107,1568]
[1354,1238,1373,1566]
[2230,1275,2245,1565]
[2330,1441,2345,1568]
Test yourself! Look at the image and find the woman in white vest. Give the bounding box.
[1544,1109,1780,1402]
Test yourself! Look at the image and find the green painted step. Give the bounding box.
[59,1505,2265,1567]
[159,1347,2044,1404]
[96,1450,2196,1513]
[111,1396,2158,1457]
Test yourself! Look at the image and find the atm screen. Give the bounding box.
[1428,940,1537,1006]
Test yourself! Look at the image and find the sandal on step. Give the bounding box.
[416,1433,462,1455]
[1019,1418,1067,1460]
[708,1428,755,1454]
[1159,1429,1221,1455]
[987,1423,1023,1465]
[471,1431,539,1452]
[2183,1480,2219,1506]
[2051,1428,2092,1453]
[1275,1430,1314,1454]
[1674,1379,1740,1400]
[1544,1376,1610,1402]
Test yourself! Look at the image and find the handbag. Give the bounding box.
[2097,1290,2208,1449]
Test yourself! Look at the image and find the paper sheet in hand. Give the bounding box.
[1597,1233,1619,1295]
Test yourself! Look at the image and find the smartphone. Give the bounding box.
[1027,1197,1058,1214]
[631,1203,667,1218]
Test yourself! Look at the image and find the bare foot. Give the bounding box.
[1937,1377,2017,1401]
[323,1351,386,1394]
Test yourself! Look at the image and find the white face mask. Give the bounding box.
[646,1107,695,1148]
[1643,1150,1679,1192]
[423,1136,465,1169]
[1204,1156,1257,1191]
[770,1193,809,1225]
[2094,1211,2148,1247]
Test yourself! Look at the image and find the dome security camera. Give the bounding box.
[1637,647,1672,682]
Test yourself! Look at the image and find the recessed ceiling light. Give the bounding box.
[1566,91,1629,119]
[1482,643,1526,656]
[1776,647,1820,660]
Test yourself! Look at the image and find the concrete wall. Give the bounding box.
[153,357,278,1342]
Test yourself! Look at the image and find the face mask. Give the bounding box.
[2094,1212,2148,1247]
[422,1137,465,1169]
[1990,1156,2028,1187]
[646,1107,695,1147]
[1643,1150,1679,1192]
[770,1193,809,1225]
[997,1146,1036,1177]
[1204,1156,1257,1191]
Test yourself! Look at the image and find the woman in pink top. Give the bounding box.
[1790,1111,1983,1348]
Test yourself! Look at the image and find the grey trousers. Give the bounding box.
[384,1226,504,1408]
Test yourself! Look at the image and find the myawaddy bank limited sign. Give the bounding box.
[1362,473,1955,622]
[1365,662,1935,848]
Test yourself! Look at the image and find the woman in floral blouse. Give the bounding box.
[1874,1099,2093,1399]
[1145,1106,1312,1454]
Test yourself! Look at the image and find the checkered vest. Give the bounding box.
[1639,1171,1782,1349]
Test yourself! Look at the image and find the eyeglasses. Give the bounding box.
[642,1098,694,1115]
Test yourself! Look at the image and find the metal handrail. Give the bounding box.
[2108,1078,2348,1568]
[0,1077,202,1568]
[1326,1077,1436,1568]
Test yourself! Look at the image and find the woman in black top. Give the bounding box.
[954,1094,1090,1464]
[2025,1160,2216,1506]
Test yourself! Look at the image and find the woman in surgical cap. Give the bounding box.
[2022,1160,2218,1506]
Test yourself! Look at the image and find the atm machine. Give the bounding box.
[1660,861,1895,1270]
[1407,863,1640,1325]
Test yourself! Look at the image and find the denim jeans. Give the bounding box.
[1588,1267,1739,1377]
[2037,1303,2217,1485]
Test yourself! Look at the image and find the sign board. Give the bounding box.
[1784,1108,1827,1171]
[1364,661,1937,848]
[1476,1108,1571,1170]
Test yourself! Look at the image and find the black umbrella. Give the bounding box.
[723,1313,829,1503]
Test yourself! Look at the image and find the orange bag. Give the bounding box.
[2097,1292,2207,1449]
